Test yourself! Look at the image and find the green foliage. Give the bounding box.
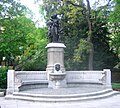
[73,39,90,62]
[0,0,26,19]
[0,16,37,66]
[0,0,48,70]
[41,0,62,20]
[60,1,89,70]
[112,83,120,89]
[0,67,8,89]
[0,0,28,66]
[40,0,119,70]
[16,28,47,71]
[110,0,120,23]
[92,10,119,69]
[109,0,120,56]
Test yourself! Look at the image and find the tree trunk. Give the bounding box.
[66,0,94,70]
[88,42,94,70]
[86,0,94,70]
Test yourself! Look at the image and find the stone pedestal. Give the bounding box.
[45,43,67,88]
[46,43,66,73]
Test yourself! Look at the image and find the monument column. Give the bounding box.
[46,43,67,88]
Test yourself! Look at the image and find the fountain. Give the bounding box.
[5,14,119,102]
[49,63,66,89]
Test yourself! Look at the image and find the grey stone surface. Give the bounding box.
[1,93,120,108]
[46,43,66,88]
[0,92,4,97]
[6,69,112,95]
[20,84,107,95]
[46,43,66,73]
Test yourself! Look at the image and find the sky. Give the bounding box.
[20,0,45,27]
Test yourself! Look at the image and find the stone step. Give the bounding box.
[13,89,112,98]
[5,89,119,103]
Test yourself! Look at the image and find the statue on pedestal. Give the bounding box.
[47,14,62,43]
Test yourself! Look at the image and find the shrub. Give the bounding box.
[0,67,8,89]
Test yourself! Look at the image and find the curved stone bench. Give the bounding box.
[19,80,48,91]
[66,70,107,85]
[6,69,112,95]
[67,80,103,85]
[14,71,48,91]
[21,80,48,85]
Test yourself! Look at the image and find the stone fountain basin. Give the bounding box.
[49,73,66,81]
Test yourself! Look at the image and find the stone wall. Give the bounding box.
[66,69,111,87]
[66,71,105,84]
[6,69,112,95]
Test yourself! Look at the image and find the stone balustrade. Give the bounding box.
[66,69,111,88]
[6,69,111,95]
[6,70,48,94]
[66,71,105,84]
[15,71,47,81]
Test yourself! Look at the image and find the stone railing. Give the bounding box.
[15,71,47,81]
[6,70,47,94]
[66,69,111,87]
[6,69,111,95]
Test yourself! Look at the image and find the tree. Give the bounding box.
[40,0,119,70]
[41,0,89,70]
[41,0,94,70]
[109,0,120,58]
[0,0,48,70]
[92,11,119,69]
[0,15,47,70]
[0,0,27,66]
[64,0,93,70]
[0,16,36,66]
[17,27,47,71]
[0,0,26,19]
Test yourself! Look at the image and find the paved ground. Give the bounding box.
[0,94,120,108]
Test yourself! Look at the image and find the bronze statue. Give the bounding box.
[47,14,62,43]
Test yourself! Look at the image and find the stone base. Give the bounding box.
[46,43,66,73]
[48,79,67,89]
[5,84,118,103]
[6,88,14,95]
[46,43,67,88]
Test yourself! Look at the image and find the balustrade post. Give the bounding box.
[6,70,15,95]
[103,69,112,88]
